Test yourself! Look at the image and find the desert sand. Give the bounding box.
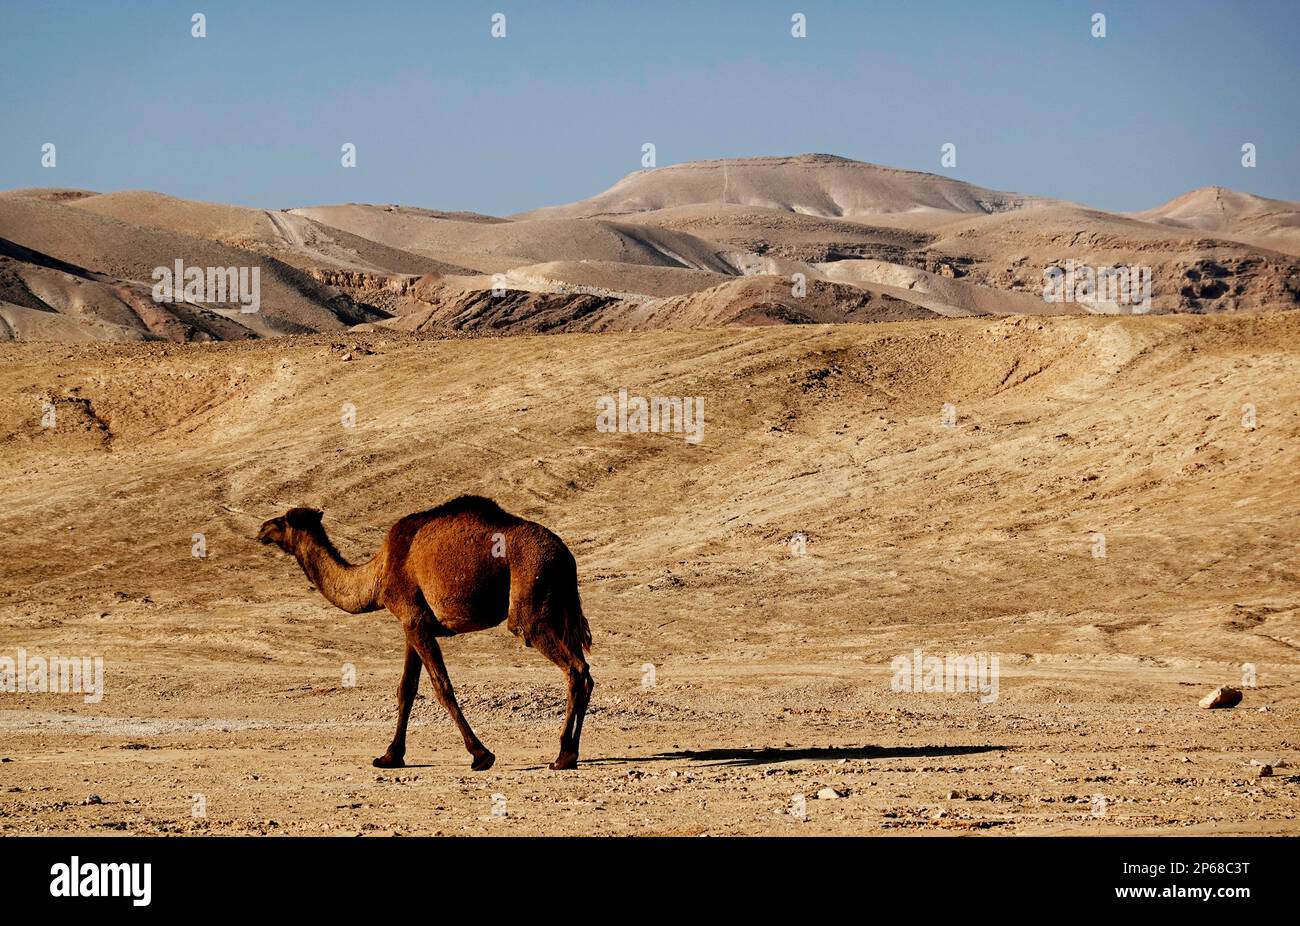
[1,154,1297,835]
[1,310,1297,835]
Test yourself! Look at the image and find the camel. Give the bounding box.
[257,495,593,771]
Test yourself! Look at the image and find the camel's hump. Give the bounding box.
[418,494,510,521]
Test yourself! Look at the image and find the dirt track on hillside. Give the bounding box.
[1,314,1298,834]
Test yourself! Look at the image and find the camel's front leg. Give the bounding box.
[373,644,421,768]
[410,628,495,771]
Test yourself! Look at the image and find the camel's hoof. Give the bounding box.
[471,751,496,771]
[549,753,579,771]
[372,752,405,769]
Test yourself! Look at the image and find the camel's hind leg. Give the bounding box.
[530,626,592,771]
[373,644,421,768]
[407,623,495,771]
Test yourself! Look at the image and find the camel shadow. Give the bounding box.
[584,744,1005,768]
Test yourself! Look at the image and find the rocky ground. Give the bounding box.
[1,313,1297,835]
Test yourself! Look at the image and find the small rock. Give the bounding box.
[340,352,353,362]
[1199,686,1242,709]
[816,786,845,800]
[82,794,103,805]
[1257,765,1273,778]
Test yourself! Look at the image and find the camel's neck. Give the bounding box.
[292,530,383,614]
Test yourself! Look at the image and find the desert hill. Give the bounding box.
[0,194,386,339]
[2,313,1298,833]
[68,191,473,276]
[608,275,940,329]
[514,153,1054,220]
[502,259,729,299]
[1135,186,1300,255]
[515,157,1299,314]
[290,203,738,274]
[909,203,1300,312]
[0,188,99,204]
[0,236,264,342]
[2,155,1296,343]
[366,273,937,336]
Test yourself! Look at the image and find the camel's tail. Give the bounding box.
[564,583,593,656]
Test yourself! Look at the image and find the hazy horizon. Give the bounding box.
[2,0,1297,215]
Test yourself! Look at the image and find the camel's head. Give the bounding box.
[257,507,324,552]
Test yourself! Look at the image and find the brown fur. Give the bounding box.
[258,495,593,771]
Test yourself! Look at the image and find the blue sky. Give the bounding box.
[1,0,1296,215]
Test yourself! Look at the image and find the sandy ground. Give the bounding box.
[1,313,1298,835]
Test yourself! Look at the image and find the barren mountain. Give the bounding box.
[910,204,1300,312]
[1135,186,1300,255]
[2,154,1296,343]
[0,237,265,343]
[815,258,1061,318]
[291,204,737,274]
[513,156,1299,315]
[369,274,936,336]
[515,153,1053,220]
[0,188,100,204]
[68,191,473,275]
[501,260,729,299]
[606,275,939,329]
[615,202,935,265]
[0,194,386,339]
